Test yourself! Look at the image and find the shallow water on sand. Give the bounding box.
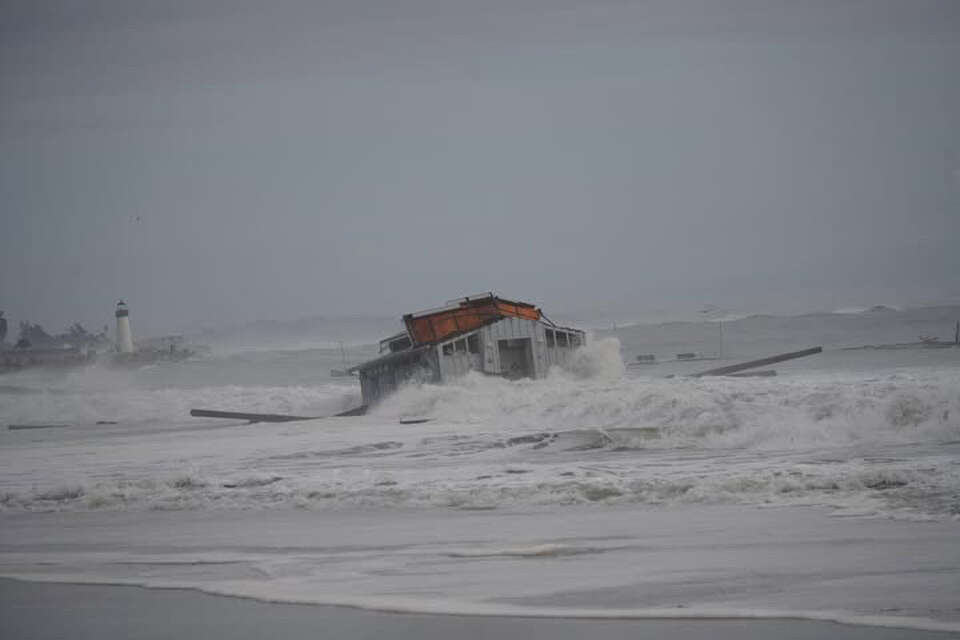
[4,578,958,640]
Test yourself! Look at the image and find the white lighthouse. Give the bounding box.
[115,300,135,353]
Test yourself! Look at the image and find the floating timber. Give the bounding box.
[726,370,777,378]
[8,423,71,431]
[190,409,317,423]
[689,347,822,378]
[190,406,366,424]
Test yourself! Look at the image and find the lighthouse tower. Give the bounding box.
[115,300,135,353]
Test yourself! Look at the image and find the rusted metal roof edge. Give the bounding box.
[406,293,538,320]
[418,316,503,347]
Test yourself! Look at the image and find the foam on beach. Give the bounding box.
[2,504,959,633]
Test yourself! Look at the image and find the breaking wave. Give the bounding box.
[373,368,960,451]
[559,336,625,380]
[2,338,958,519]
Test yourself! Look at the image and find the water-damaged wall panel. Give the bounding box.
[481,325,499,373]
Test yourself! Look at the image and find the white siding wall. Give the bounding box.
[541,326,587,374]
[482,329,498,373]
[481,317,540,376]
[438,350,481,379]
[435,319,587,381]
[437,333,482,381]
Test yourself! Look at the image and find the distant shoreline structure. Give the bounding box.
[1,301,204,374]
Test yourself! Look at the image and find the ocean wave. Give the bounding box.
[3,437,957,519]
[0,382,360,427]
[371,369,960,451]
[0,471,951,521]
[1,337,958,519]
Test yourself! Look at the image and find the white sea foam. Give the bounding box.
[447,543,587,557]
[2,328,959,519]
[373,366,960,451]
[558,336,625,380]
[2,364,958,519]
[832,305,903,314]
[2,505,959,632]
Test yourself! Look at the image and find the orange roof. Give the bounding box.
[403,294,541,345]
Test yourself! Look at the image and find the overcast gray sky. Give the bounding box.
[2,0,958,335]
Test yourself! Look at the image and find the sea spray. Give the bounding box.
[559,336,625,380]
[375,368,960,450]
[2,328,960,519]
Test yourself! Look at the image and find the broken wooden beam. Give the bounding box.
[190,409,318,423]
[689,347,822,378]
[335,405,367,417]
[190,405,367,423]
[726,370,777,378]
[8,423,71,431]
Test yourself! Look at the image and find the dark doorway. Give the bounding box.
[498,338,533,379]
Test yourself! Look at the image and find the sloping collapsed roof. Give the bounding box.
[403,293,541,346]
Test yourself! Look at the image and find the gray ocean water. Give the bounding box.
[2,306,960,632]
[1,305,958,519]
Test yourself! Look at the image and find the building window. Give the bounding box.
[390,336,411,352]
[442,343,454,356]
[557,332,569,347]
[545,329,555,347]
[455,339,467,354]
[570,334,582,347]
[467,334,480,354]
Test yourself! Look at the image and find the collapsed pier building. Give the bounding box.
[354,293,586,406]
